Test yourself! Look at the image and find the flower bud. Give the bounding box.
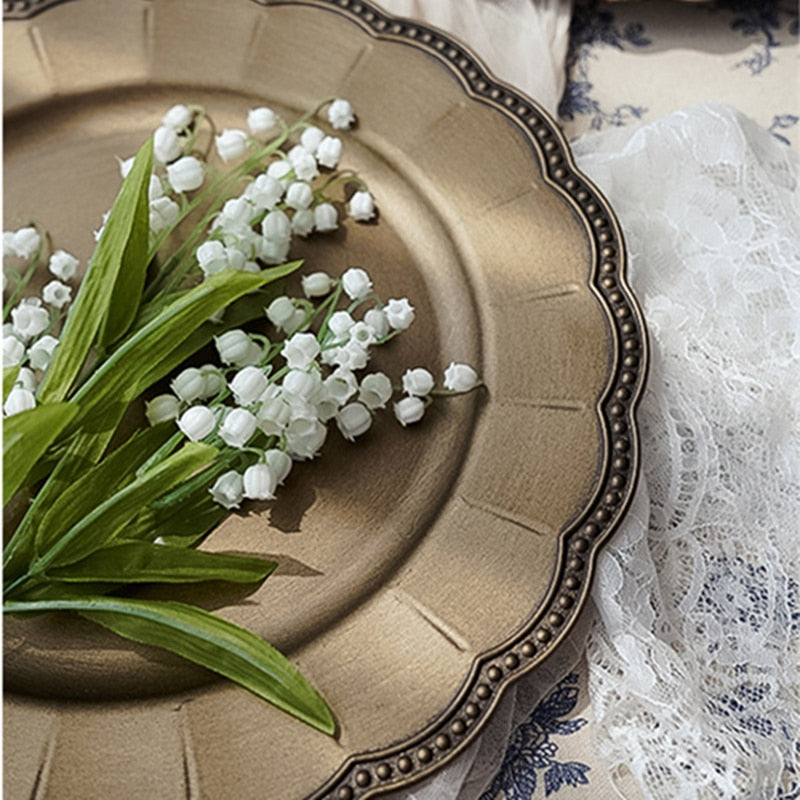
[42,280,72,309]
[384,297,415,330]
[215,128,248,162]
[444,362,480,392]
[394,395,425,427]
[301,271,335,298]
[316,136,342,168]
[153,125,183,163]
[27,334,59,370]
[209,470,244,509]
[300,125,325,153]
[282,332,320,370]
[336,402,372,441]
[341,267,373,301]
[4,387,36,417]
[359,372,393,409]
[327,98,355,130]
[145,394,181,425]
[348,190,375,222]
[219,407,258,448]
[402,367,434,397]
[167,155,204,193]
[230,366,268,406]
[247,106,277,135]
[177,405,216,441]
[313,202,338,233]
[48,249,79,281]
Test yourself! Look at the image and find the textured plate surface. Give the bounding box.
[3,1,647,798]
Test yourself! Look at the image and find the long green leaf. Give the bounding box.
[3,402,78,503]
[37,139,154,404]
[4,597,335,734]
[32,423,175,556]
[97,143,152,348]
[45,542,276,584]
[3,365,20,401]
[31,442,217,573]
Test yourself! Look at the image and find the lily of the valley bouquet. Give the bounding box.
[2,99,480,733]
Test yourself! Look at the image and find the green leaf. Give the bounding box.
[4,597,335,735]
[45,542,276,584]
[37,139,154,404]
[3,402,78,503]
[60,264,299,447]
[32,423,176,557]
[31,442,217,573]
[3,365,20,401]
[97,145,152,348]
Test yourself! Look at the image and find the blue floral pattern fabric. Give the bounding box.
[480,674,591,799]
[558,0,798,148]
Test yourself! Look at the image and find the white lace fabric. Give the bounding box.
[574,104,800,800]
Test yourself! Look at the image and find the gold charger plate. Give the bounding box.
[3,1,647,797]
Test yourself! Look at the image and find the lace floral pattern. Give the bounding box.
[573,104,800,800]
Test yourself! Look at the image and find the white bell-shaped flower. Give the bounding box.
[171,367,206,403]
[15,366,37,392]
[10,303,49,342]
[291,209,314,238]
[336,402,372,442]
[243,463,278,501]
[162,104,193,130]
[153,125,183,164]
[285,417,327,460]
[247,106,278,135]
[300,125,325,153]
[230,366,268,406]
[266,296,295,328]
[402,367,434,397]
[256,395,292,436]
[166,156,204,193]
[384,297,415,330]
[301,271,335,298]
[42,280,72,309]
[286,181,313,211]
[327,310,355,339]
[282,332,320,370]
[145,393,181,425]
[215,128,248,162]
[177,405,216,441]
[394,395,425,427]
[4,387,36,417]
[358,372,393,410]
[313,202,338,233]
[48,249,79,281]
[209,470,244,509]
[364,307,389,339]
[264,448,292,484]
[196,240,228,276]
[3,335,25,366]
[348,190,375,222]
[327,98,355,130]
[245,173,283,210]
[316,136,342,169]
[444,362,480,392]
[287,145,318,182]
[27,335,59,371]
[214,329,253,365]
[149,196,180,233]
[219,407,257,449]
[341,267,373,300]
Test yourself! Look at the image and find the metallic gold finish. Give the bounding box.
[3,0,648,797]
